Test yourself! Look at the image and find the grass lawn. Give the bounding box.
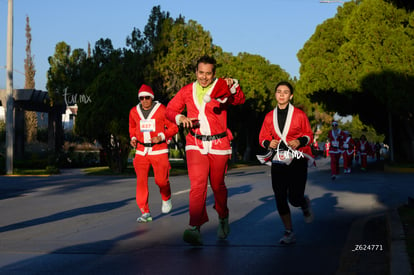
[82,159,259,176]
[7,158,259,176]
[83,159,189,176]
[398,204,414,271]
[11,169,51,176]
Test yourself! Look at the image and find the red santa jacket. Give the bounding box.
[259,104,314,161]
[343,136,355,155]
[328,129,345,154]
[129,102,178,156]
[165,78,245,155]
[356,140,372,156]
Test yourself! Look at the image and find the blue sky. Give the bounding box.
[0,0,345,91]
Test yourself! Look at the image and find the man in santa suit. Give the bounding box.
[166,55,245,246]
[328,121,345,180]
[129,84,178,223]
[356,134,372,171]
[342,131,355,174]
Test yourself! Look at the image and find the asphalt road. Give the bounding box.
[0,157,413,274]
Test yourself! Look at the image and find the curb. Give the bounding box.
[388,208,413,275]
[336,210,413,275]
[384,165,414,173]
[336,213,389,275]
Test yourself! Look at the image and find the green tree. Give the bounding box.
[47,42,87,153]
[217,53,290,161]
[297,0,414,161]
[24,15,38,143]
[74,39,136,172]
[152,18,216,101]
[125,6,178,103]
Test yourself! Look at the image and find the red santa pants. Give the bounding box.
[343,152,353,170]
[133,153,171,214]
[186,150,230,227]
[330,152,341,175]
[360,153,368,169]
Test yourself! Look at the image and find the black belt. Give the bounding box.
[190,130,227,141]
[137,140,164,147]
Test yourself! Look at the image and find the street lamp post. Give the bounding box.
[5,0,14,174]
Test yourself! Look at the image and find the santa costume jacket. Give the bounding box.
[129,102,178,156]
[259,103,314,162]
[343,135,355,156]
[328,129,345,154]
[165,78,245,155]
[356,139,372,156]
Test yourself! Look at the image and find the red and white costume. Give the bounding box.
[166,78,245,227]
[342,134,355,173]
[328,128,345,176]
[356,138,372,170]
[324,141,330,157]
[258,103,314,164]
[129,102,178,214]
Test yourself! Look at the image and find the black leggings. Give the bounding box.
[271,157,308,216]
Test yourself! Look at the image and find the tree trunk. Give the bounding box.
[388,111,395,162]
[403,117,414,161]
[243,134,251,161]
[25,110,37,143]
[48,105,64,156]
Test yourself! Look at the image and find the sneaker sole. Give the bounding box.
[183,230,203,246]
[162,200,172,214]
[137,218,152,223]
[217,224,230,240]
[280,240,296,245]
[161,208,172,214]
[217,230,228,240]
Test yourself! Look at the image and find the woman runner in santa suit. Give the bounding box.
[259,81,314,245]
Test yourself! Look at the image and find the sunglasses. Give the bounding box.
[139,96,152,101]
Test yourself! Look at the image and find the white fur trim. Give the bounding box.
[158,132,166,141]
[135,149,169,156]
[203,94,211,103]
[230,79,239,94]
[138,91,154,99]
[216,98,228,103]
[175,114,184,125]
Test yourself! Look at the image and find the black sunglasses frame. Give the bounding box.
[139,96,152,101]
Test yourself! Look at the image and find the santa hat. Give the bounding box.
[203,78,237,103]
[138,84,154,99]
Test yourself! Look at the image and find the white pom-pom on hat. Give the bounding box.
[203,94,211,103]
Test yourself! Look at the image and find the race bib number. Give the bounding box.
[332,141,339,147]
[140,119,156,132]
[343,144,349,149]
